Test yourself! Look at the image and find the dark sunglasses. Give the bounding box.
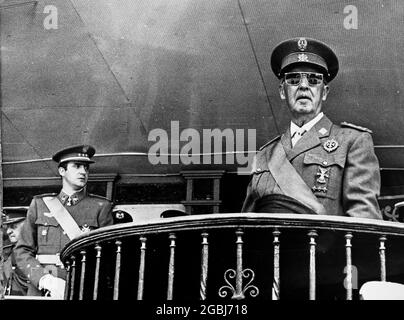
[284,72,324,86]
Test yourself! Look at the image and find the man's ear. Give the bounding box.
[58,167,66,176]
[322,84,330,101]
[279,80,286,100]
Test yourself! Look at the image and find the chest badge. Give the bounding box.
[323,139,339,152]
[316,167,330,184]
[81,224,91,233]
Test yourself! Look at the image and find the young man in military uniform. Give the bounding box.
[242,37,381,219]
[1,212,29,296]
[14,145,114,299]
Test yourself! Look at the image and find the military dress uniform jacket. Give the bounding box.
[2,245,28,296]
[14,189,113,291]
[241,115,382,219]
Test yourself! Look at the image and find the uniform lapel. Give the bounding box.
[287,115,333,161]
[73,188,86,205]
[58,191,69,205]
[314,115,332,140]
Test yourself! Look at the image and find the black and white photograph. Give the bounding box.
[1,0,404,308]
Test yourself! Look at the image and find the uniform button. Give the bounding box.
[322,161,328,166]
[256,168,261,172]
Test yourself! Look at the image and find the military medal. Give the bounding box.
[81,224,91,233]
[323,139,339,152]
[41,229,47,236]
[316,167,330,184]
[312,186,327,193]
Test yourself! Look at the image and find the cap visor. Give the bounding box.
[59,157,95,164]
[3,217,25,225]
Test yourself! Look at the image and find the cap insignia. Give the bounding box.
[298,53,308,62]
[297,38,308,51]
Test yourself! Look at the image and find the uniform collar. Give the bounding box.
[290,112,324,138]
[313,113,332,138]
[282,114,333,161]
[58,188,86,206]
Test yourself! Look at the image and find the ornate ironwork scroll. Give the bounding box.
[218,229,259,299]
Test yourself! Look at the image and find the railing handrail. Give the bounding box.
[60,213,404,261]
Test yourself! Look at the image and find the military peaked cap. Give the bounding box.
[2,209,26,225]
[52,145,96,164]
[113,210,133,224]
[160,209,188,218]
[271,37,339,82]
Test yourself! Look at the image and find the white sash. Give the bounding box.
[43,197,82,240]
[267,142,327,215]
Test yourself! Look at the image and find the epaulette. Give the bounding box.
[34,193,57,198]
[259,135,281,151]
[340,122,373,133]
[88,193,111,201]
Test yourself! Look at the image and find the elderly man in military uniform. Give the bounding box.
[242,37,381,219]
[1,211,29,296]
[14,145,113,299]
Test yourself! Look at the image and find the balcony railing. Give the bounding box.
[59,213,404,300]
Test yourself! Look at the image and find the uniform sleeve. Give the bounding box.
[14,198,47,288]
[342,132,382,219]
[98,200,114,227]
[2,257,12,289]
[241,178,257,212]
[241,155,257,212]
